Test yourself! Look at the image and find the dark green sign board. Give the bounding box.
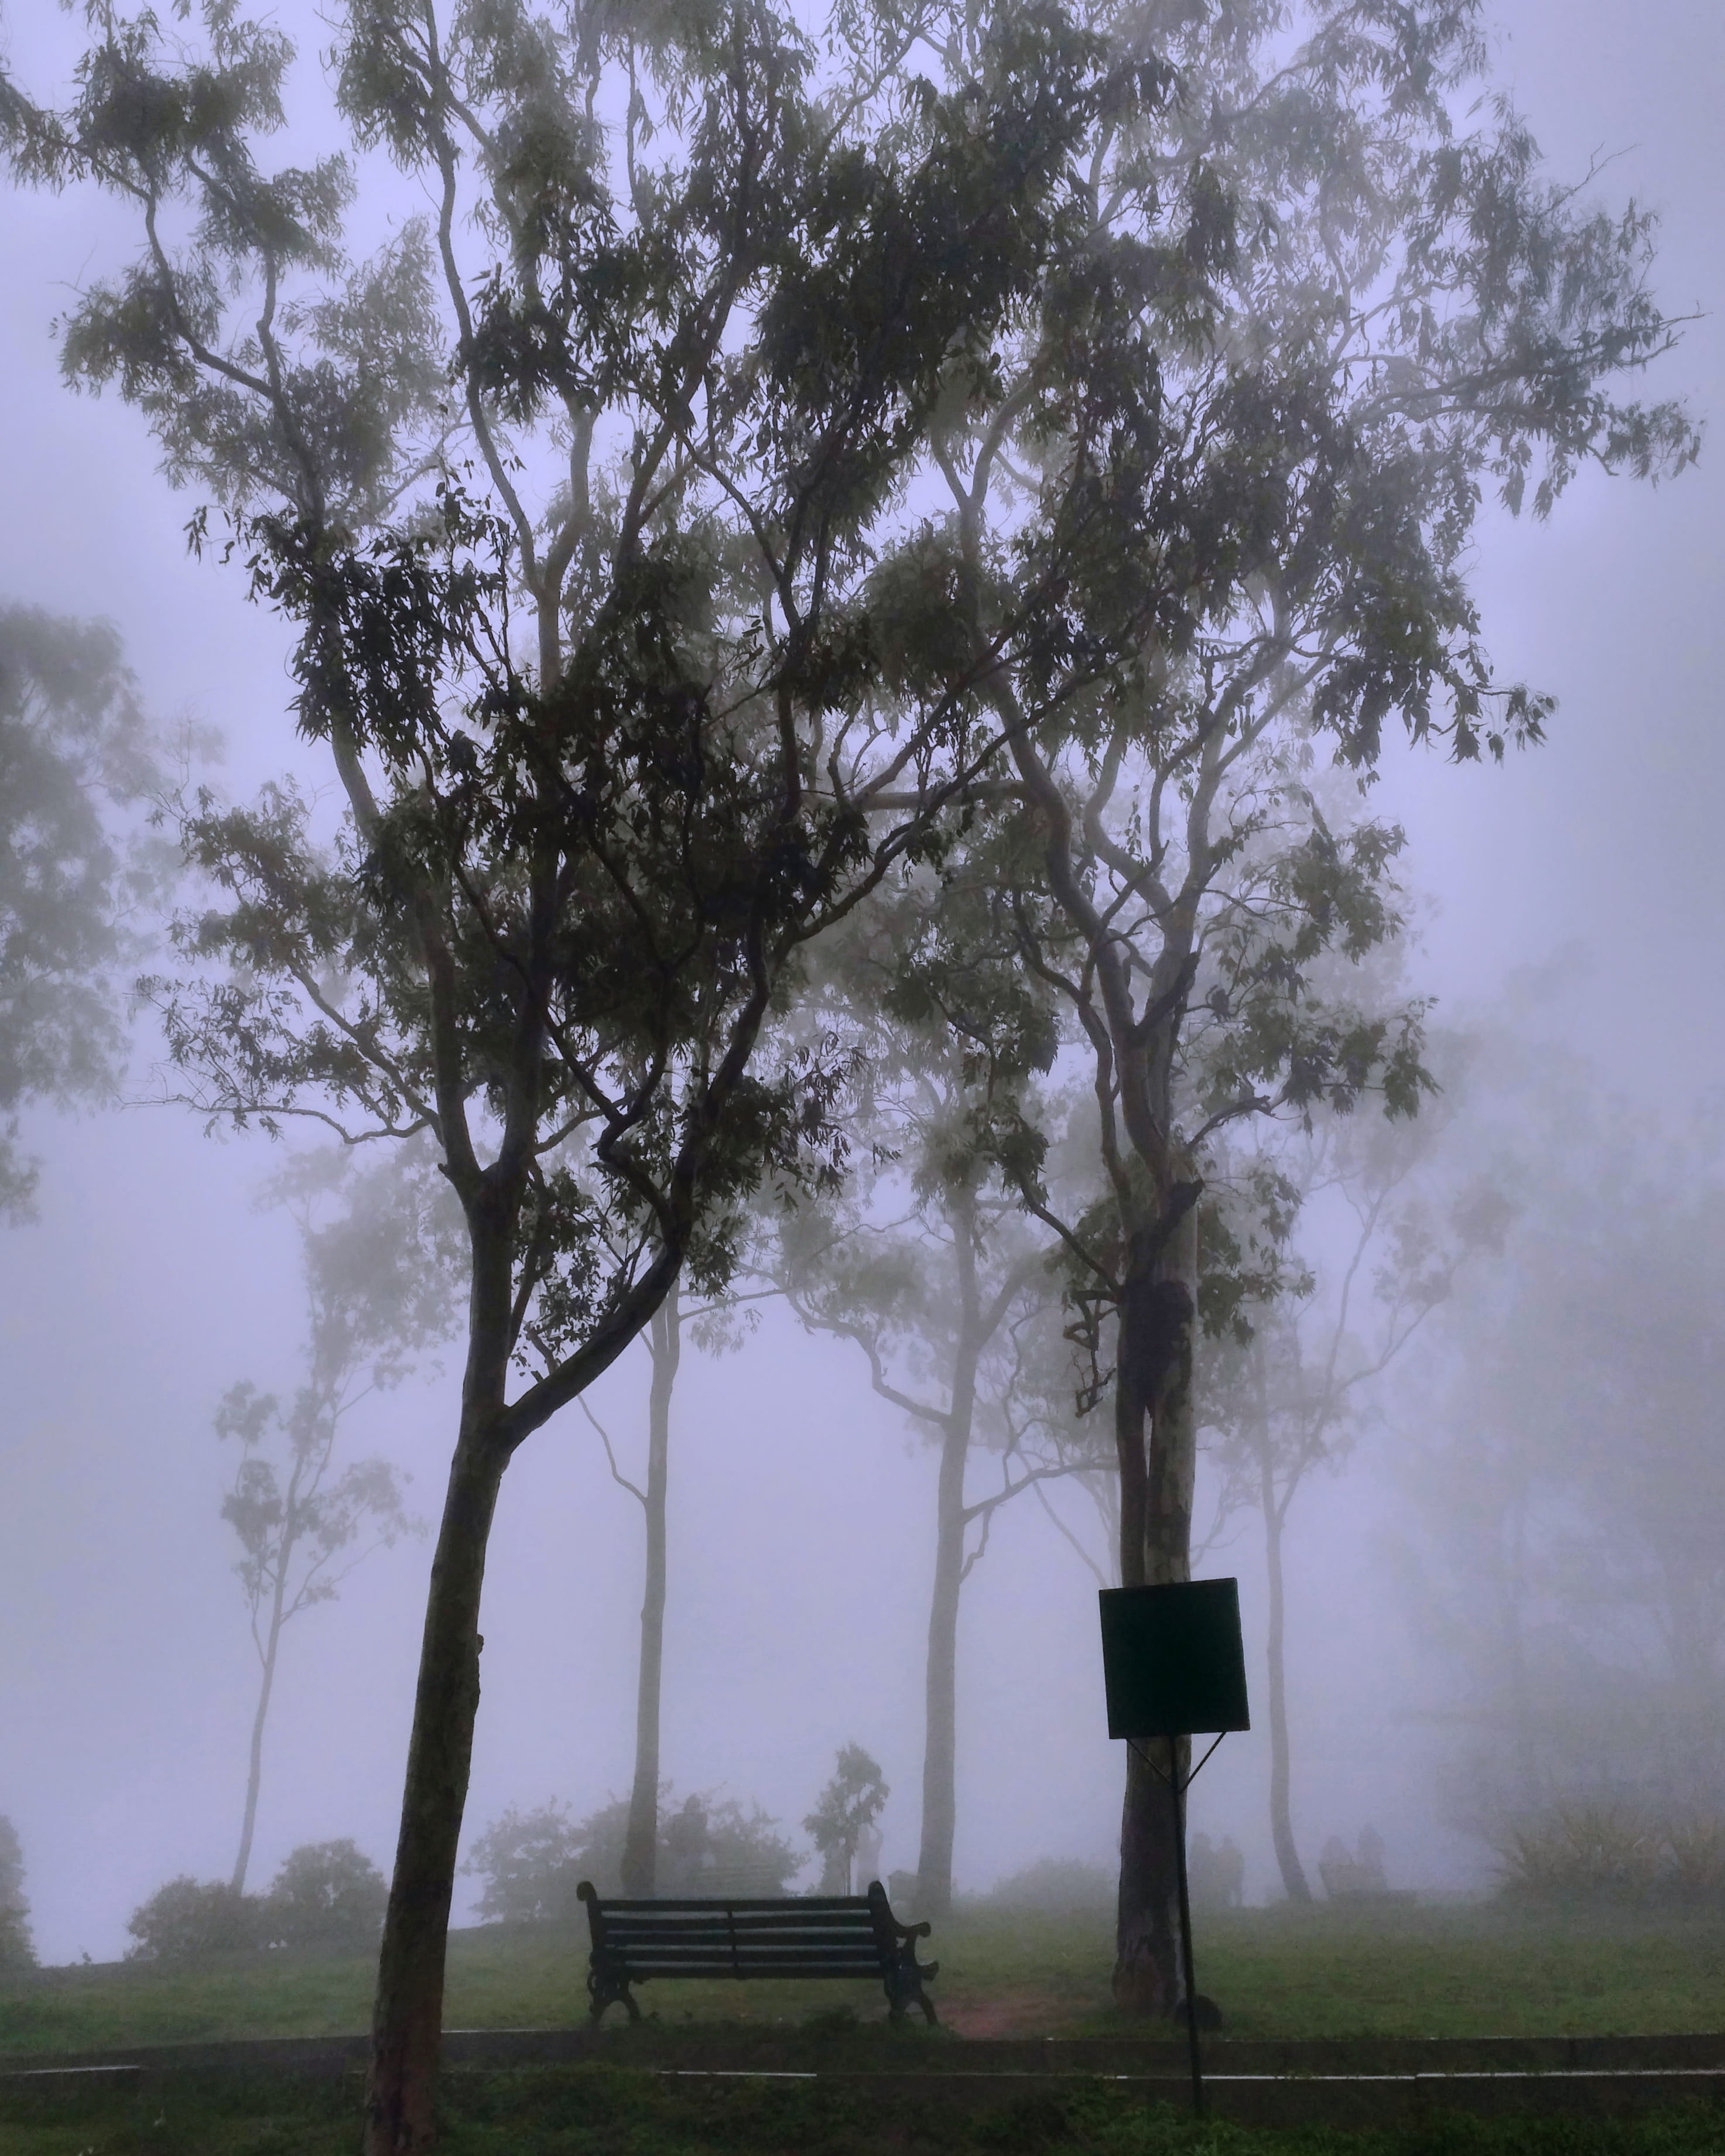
[1099,1579,1251,1739]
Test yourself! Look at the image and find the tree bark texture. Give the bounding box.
[1113,1198,1199,2015]
[363,1428,506,2155]
[622,1285,679,1899]
[1261,1453,1312,1904]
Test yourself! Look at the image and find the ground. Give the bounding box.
[5,1900,1723,2056]
[2,1902,1722,2154]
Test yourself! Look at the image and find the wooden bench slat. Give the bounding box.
[594,1895,871,1912]
[601,1918,878,1941]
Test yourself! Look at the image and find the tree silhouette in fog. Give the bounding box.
[0,604,169,1221]
[217,1148,451,1893]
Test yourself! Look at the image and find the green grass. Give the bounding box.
[2,1901,1721,2062]
[4,2067,1725,2156]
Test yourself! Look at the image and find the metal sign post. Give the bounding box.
[1099,1580,1251,2119]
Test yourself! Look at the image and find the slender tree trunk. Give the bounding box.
[232,1483,299,1898]
[916,1347,978,1917]
[1113,1199,1199,2015]
[363,1423,506,2155]
[231,1619,283,1897]
[622,1284,680,1898]
[1261,1456,1311,1904]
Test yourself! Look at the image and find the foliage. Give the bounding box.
[1496,1809,1725,1907]
[217,1148,447,1647]
[262,1840,388,1948]
[125,1878,263,1963]
[984,1858,1114,1912]
[0,604,167,1222]
[0,1818,33,1970]
[804,1746,889,1894]
[464,1790,803,1917]
[1395,1037,1725,1839]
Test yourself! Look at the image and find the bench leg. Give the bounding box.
[883,1962,938,2025]
[588,1967,641,2025]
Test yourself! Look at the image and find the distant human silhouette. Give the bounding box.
[1188,1832,1245,1911]
[1319,1825,1391,1901]
[662,1795,710,1894]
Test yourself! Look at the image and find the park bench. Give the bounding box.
[576,1878,939,2024]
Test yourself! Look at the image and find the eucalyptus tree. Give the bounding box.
[2,0,1198,2136]
[898,1,1695,2011]
[218,1146,451,1895]
[0,603,165,1220]
[581,1272,769,1900]
[1201,1087,1507,1902]
[774,881,1105,1915]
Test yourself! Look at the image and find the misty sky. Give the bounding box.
[0,0,1719,1964]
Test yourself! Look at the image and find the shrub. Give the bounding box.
[985,1857,1114,1912]
[1495,1805,1725,1904]
[125,1877,263,1961]
[263,1840,388,1948]
[464,1801,586,1924]
[465,1789,804,1918]
[704,1801,803,1895]
[0,1817,34,1969]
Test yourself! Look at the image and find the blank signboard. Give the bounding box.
[1099,1579,1251,1740]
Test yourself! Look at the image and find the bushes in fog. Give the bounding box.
[0,1818,35,1969]
[466,1792,803,1918]
[263,1840,387,1948]
[126,1842,388,1960]
[984,1858,1114,1912]
[1497,1808,1725,1904]
[126,1877,262,1961]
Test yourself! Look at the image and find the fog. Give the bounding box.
[1,0,1720,1975]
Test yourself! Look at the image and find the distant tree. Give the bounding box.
[464,1787,800,1914]
[219,1148,450,1894]
[0,604,166,1221]
[774,901,1106,1919]
[578,1274,769,1901]
[805,1745,889,1895]
[125,1876,262,1962]
[1397,1049,1725,1838]
[0,1816,35,1969]
[1202,1082,1507,1902]
[263,1839,388,1949]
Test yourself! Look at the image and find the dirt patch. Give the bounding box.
[939,1990,1073,2039]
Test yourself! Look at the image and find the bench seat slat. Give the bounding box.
[601,1919,878,1942]
[595,1896,871,1911]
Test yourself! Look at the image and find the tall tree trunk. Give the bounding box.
[622,1285,680,1899]
[1261,1456,1311,1904]
[363,1424,506,2155]
[231,1620,282,1897]
[916,1345,978,1917]
[1113,1199,1199,2015]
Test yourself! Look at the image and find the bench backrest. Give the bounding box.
[577,1884,895,1977]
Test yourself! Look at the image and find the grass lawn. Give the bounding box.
[5,2066,1725,2156]
[2,1900,1723,2061]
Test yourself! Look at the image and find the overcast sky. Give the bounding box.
[0,0,1719,1965]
